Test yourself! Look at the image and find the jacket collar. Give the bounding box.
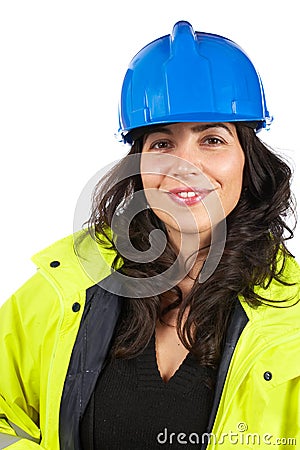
[239,252,300,326]
[31,231,119,300]
[32,231,300,320]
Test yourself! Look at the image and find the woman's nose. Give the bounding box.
[169,149,203,178]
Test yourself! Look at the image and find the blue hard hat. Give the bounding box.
[118,21,273,142]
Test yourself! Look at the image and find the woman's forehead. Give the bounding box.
[142,122,236,143]
[145,122,235,135]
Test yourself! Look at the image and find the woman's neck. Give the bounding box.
[166,227,210,284]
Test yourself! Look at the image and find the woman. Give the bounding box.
[0,21,299,450]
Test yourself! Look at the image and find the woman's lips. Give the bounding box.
[167,187,214,206]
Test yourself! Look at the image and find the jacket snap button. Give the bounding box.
[50,260,60,268]
[263,371,272,381]
[72,302,81,312]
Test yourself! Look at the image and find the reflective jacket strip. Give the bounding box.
[0,433,20,448]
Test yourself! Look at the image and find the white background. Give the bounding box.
[0,1,299,305]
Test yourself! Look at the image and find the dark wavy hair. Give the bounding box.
[87,123,296,368]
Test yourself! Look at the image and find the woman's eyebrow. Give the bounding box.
[190,123,234,136]
[145,126,173,137]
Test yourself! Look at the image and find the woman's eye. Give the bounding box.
[150,140,172,150]
[203,136,224,145]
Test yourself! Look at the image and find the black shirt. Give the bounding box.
[80,334,215,449]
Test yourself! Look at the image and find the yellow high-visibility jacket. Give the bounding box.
[0,232,300,449]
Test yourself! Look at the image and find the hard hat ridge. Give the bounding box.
[170,21,197,55]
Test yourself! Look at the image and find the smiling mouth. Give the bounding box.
[167,188,214,206]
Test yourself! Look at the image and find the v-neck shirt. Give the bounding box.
[80,334,216,449]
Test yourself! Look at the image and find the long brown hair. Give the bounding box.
[87,124,296,368]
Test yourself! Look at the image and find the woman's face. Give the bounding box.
[140,122,245,247]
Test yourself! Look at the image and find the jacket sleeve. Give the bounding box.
[0,273,55,449]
